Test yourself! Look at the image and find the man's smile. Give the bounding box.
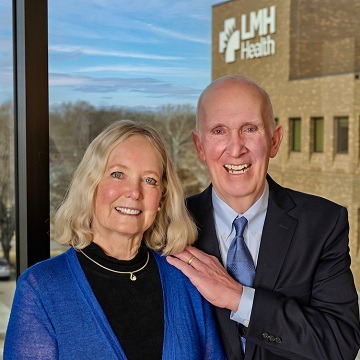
[224,163,251,174]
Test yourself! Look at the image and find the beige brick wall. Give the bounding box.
[212,0,360,287]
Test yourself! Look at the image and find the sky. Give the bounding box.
[0,0,222,109]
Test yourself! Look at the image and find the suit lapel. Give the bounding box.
[194,193,222,262]
[254,178,298,290]
[245,177,298,360]
[254,207,297,291]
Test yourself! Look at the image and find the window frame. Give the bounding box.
[13,0,50,276]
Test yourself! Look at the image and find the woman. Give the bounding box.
[4,120,226,359]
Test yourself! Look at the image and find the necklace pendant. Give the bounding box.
[79,249,149,280]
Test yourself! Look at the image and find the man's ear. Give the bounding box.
[270,125,283,158]
[192,130,206,162]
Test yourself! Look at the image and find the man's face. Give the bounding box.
[193,79,282,213]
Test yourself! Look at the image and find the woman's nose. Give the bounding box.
[124,182,141,200]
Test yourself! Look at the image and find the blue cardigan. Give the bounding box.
[4,248,226,359]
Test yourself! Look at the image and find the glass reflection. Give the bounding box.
[0,0,16,355]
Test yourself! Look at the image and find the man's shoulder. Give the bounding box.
[269,177,344,213]
[187,184,212,200]
[186,186,212,213]
[286,187,336,202]
[186,190,206,204]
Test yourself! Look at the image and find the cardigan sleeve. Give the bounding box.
[4,271,58,359]
[156,251,226,360]
[201,296,228,360]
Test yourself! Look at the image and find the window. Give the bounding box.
[289,118,301,152]
[335,116,349,154]
[311,117,324,153]
[0,0,16,349]
[2,0,359,342]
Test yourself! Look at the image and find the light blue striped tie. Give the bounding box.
[227,216,254,353]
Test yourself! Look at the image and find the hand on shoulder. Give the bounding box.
[167,246,243,311]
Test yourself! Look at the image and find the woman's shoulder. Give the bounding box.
[151,250,174,270]
[19,247,75,283]
[151,250,196,286]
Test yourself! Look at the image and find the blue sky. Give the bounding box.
[0,0,221,109]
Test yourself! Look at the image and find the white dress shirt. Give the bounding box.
[212,181,269,327]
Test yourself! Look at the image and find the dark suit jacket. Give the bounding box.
[187,176,360,360]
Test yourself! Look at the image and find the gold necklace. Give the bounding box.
[79,249,150,281]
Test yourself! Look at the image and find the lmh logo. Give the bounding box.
[219,5,276,63]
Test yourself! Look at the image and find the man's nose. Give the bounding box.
[227,132,246,157]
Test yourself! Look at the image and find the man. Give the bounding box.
[167,75,360,359]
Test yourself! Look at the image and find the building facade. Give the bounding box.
[212,0,360,287]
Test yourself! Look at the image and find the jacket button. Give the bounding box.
[275,337,282,344]
[262,332,270,339]
[269,335,275,342]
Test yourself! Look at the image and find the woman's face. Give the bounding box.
[92,135,163,247]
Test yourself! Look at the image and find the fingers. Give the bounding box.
[169,251,199,270]
[187,255,196,266]
[166,251,243,311]
[170,246,220,276]
[166,255,198,277]
[184,246,216,265]
[173,246,206,261]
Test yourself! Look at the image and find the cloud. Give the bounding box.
[5,0,216,106]
[75,64,191,76]
[49,1,214,46]
[141,22,211,45]
[49,73,91,87]
[49,72,200,99]
[49,45,183,61]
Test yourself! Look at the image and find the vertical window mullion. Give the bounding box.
[13,0,50,276]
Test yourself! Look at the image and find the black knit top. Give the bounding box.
[77,242,164,360]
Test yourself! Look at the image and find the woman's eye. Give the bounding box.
[144,177,157,186]
[111,171,123,179]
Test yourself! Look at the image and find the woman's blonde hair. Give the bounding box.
[54,120,197,255]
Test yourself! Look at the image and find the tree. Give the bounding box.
[153,104,209,195]
[0,99,210,261]
[0,101,15,262]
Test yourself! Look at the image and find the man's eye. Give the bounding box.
[212,129,224,135]
[111,171,123,179]
[244,126,257,133]
[144,177,157,186]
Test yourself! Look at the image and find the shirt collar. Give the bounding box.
[212,181,269,241]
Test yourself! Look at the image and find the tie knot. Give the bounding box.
[233,216,248,237]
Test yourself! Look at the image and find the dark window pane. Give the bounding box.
[335,117,348,154]
[290,118,301,152]
[312,117,324,153]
